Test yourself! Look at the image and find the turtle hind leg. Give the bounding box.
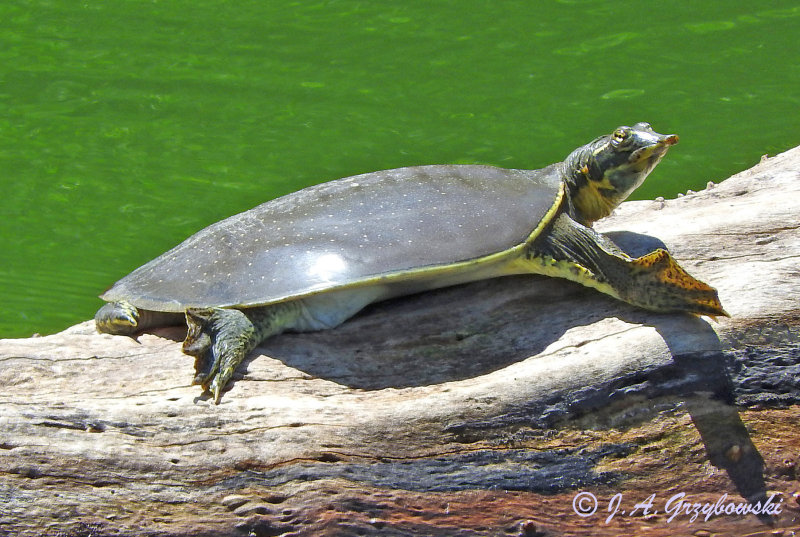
[530,213,727,317]
[184,307,255,402]
[95,301,183,335]
[183,301,304,403]
[183,289,391,402]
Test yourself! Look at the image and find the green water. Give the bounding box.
[2,1,799,338]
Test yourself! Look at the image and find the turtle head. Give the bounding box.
[563,122,679,225]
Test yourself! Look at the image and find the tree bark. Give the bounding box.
[1,147,799,537]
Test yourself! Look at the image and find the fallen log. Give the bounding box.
[1,146,799,537]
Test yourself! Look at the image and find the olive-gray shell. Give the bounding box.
[102,164,563,312]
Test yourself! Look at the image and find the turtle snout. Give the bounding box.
[663,134,679,146]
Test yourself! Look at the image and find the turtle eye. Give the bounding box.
[612,127,631,146]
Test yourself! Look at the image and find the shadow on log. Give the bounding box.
[1,147,799,536]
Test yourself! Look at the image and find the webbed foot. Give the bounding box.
[184,307,257,403]
[626,249,728,317]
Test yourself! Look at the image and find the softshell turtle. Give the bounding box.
[96,122,726,402]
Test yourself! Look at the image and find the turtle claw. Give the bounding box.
[183,307,256,403]
[210,378,225,405]
[703,309,731,322]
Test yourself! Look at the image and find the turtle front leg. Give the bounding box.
[529,213,728,317]
[183,302,303,403]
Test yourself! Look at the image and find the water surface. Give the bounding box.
[2,1,798,336]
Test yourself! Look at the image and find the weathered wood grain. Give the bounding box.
[1,147,799,536]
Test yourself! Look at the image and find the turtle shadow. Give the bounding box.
[252,274,608,390]
[147,325,187,343]
[613,313,770,520]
